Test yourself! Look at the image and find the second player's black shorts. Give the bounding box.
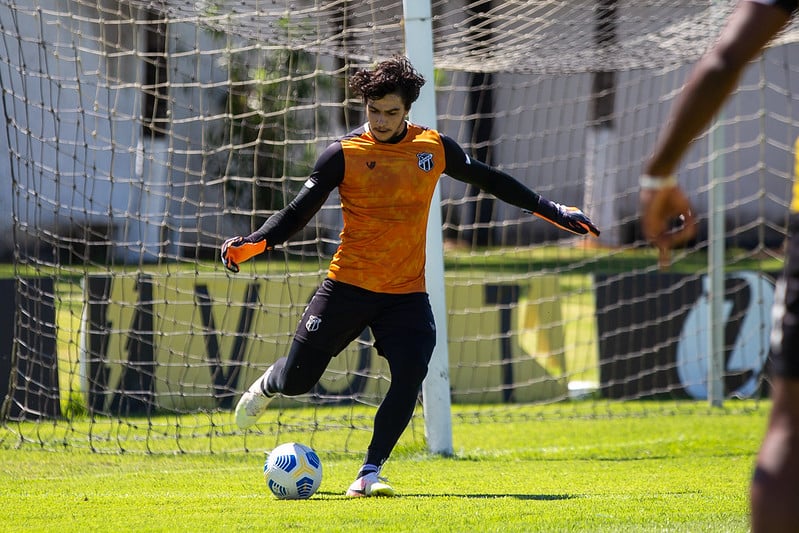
[771,213,799,378]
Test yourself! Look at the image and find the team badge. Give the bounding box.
[417,152,434,172]
[305,315,321,332]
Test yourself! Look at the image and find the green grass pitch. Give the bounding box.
[0,401,766,532]
[0,247,780,531]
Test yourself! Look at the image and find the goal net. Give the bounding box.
[0,0,792,453]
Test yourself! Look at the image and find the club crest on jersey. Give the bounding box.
[417,152,434,172]
[305,315,322,332]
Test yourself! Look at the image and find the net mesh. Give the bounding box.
[0,0,790,453]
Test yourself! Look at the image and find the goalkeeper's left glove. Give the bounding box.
[526,199,600,237]
[221,236,268,273]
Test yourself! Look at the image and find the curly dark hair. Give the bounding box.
[349,55,425,109]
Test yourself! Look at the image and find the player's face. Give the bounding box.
[365,93,408,142]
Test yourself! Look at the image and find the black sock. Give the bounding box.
[260,367,275,396]
[356,464,380,479]
[260,376,271,396]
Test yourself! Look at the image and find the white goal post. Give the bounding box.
[403,0,454,457]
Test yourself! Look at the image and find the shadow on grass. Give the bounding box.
[424,493,578,500]
[316,492,578,500]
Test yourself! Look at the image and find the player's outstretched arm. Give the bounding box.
[220,236,268,273]
[439,135,599,237]
[639,2,788,267]
[220,145,341,273]
[643,2,790,179]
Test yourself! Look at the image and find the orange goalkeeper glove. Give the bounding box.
[221,236,268,273]
[526,199,600,237]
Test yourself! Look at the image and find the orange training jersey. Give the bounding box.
[327,123,445,293]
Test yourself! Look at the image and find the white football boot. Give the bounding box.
[234,366,274,429]
[345,471,395,497]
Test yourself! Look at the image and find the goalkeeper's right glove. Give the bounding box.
[221,236,268,273]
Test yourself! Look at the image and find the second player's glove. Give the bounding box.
[221,236,268,273]
[526,199,600,237]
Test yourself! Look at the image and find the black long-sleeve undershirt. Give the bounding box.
[439,134,543,211]
[246,131,547,245]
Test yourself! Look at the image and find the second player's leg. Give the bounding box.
[750,215,799,532]
[750,377,799,533]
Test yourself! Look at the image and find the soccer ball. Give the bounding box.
[263,442,323,500]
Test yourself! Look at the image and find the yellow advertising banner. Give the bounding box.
[80,273,566,411]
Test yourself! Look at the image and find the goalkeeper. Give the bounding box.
[223,55,599,498]
[638,1,798,530]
